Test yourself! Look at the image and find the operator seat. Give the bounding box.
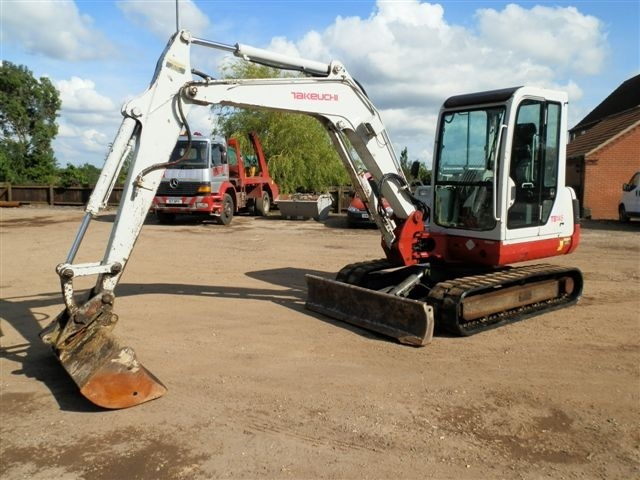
[511,123,536,184]
[508,122,538,227]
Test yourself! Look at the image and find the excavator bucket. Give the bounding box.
[305,275,434,346]
[40,311,166,409]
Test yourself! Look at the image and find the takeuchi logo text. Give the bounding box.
[291,92,339,101]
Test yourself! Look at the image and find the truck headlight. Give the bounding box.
[197,185,211,193]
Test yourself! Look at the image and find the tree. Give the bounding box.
[0,62,60,183]
[57,163,102,187]
[399,146,432,185]
[212,61,350,193]
[399,147,411,177]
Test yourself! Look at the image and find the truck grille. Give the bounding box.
[157,181,204,196]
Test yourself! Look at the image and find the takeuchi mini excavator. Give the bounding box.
[41,30,583,409]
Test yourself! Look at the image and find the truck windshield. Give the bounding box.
[168,140,209,169]
[433,106,505,230]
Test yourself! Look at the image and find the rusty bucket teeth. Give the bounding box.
[48,325,166,409]
[305,274,434,346]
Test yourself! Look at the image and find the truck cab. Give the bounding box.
[152,132,279,225]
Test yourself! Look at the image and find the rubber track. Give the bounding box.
[427,263,583,336]
[336,259,394,285]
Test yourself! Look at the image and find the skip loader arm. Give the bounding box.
[42,31,431,409]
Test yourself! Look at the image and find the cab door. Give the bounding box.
[506,99,564,239]
[211,142,228,179]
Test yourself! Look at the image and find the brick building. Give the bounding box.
[566,74,640,220]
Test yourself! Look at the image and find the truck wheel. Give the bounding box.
[217,193,234,225]
[256,191,271,216]
[157,212,175,224]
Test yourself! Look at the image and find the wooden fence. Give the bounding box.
[0,182,355,213]
[0,182,124,207]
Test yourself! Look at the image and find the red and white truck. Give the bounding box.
[152,132,279,225]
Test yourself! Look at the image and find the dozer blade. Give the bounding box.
[305,274,434,346]
[40,313,166,409]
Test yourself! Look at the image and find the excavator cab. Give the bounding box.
[431,105,502,232]
[427,87,580,266]
[309,86,582,341]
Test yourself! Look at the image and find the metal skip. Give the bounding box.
[305,274,434,346]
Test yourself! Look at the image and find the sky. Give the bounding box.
[1,0,639,168]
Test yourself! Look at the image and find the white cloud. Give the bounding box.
[53,77,121,165]
[80,129,110,152]
[56,77,115,113]
[476,4,607,75]
[262,0,608,162]
[1,0,116,60]
[379,107,440,165]
[186,106,216,137]
[117,0,210,38]
[53,123,113,167]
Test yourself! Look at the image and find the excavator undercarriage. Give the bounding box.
[306,260,583,345]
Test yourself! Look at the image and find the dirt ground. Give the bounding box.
[0,206,638,480]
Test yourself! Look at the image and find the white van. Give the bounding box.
[619,171,640,221]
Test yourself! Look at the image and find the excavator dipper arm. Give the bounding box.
[41,32,196,409]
